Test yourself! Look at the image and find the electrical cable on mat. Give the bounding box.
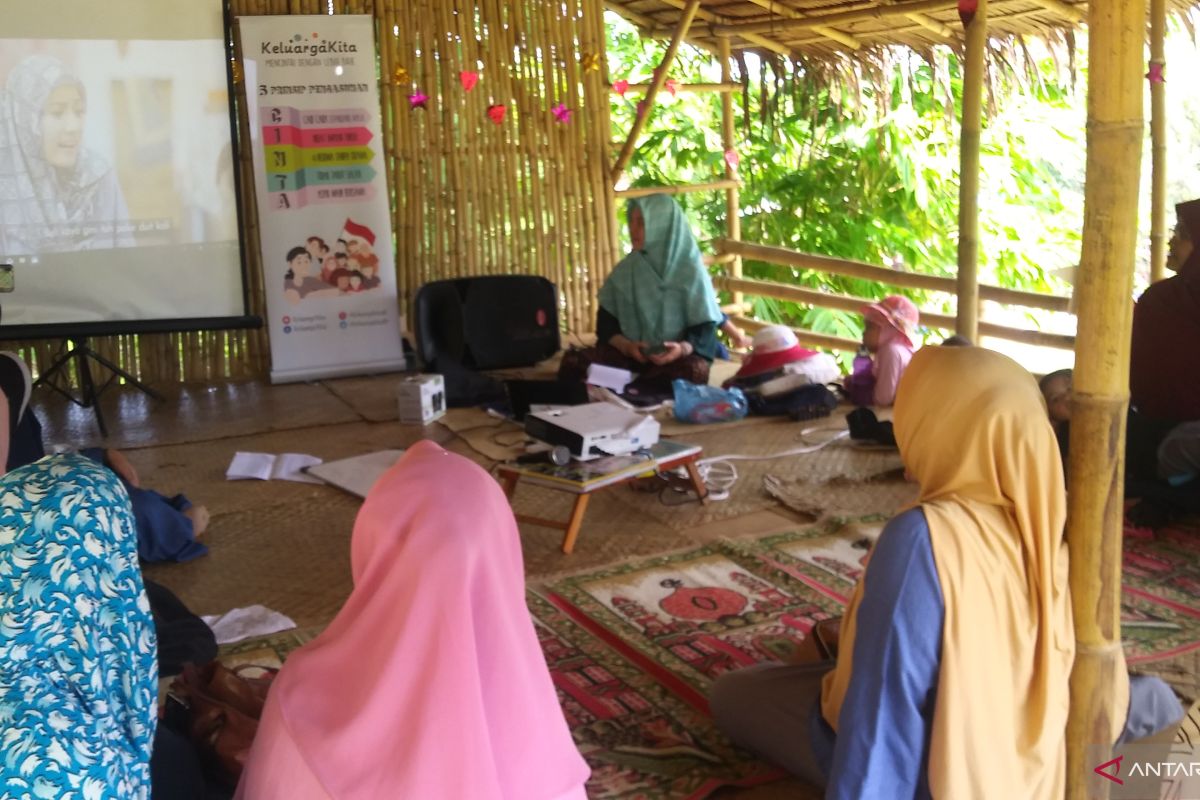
[655,425,850,503]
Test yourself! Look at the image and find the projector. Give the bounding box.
[525,402,660,461]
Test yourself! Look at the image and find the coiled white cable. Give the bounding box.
[673,427,850,502]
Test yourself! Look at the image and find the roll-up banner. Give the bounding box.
[240,15,404,383]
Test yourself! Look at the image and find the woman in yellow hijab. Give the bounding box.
[710,346,1182,798]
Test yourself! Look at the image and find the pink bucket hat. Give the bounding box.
[731,325,818,380]
[862,295,919,343]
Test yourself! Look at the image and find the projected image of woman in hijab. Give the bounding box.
[0,54,134,255]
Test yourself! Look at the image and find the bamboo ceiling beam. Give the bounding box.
[615,178,740,198]
[1064,0,1145,788]
[905,12,957,39]
[716,239,1072,312]
[649,0,795,55]
[614,82,739,94]
[602,1,720,55]
[711,0,961,34]
[738,0,863,50]
[956,0,988,341]
[1028,0,1084,23]
[1149,0,1168,283]
[610,0,703,185]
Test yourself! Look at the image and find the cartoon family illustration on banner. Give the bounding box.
[282,217,382,305]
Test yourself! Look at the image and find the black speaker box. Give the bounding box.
[415,276,560,370]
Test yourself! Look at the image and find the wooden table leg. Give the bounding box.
[500,471,519,500]
[684,460,711,506]
[560,493,591,554]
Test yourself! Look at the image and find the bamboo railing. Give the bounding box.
[712,239,1076,351]
[12,0,618,387]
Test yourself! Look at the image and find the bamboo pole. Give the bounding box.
[1149,0,1168,284]
[732,315,862,351]
[955,0,988,341]
[1065,0,1145,789]
[610,0,703,185]
[614,179,740,198]
[716,239,1073,312]
[718,37,743,311]
[615,82,740,94]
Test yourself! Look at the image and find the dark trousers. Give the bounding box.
[558,343,710,393]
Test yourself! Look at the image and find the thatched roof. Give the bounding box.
[603,0,1196,59]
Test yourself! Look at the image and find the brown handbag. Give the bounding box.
[172,662,277,786]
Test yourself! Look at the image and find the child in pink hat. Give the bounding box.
[860,295,919,406]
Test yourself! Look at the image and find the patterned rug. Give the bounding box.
[216,516,1200,799]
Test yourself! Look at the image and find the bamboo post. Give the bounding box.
[1065,0,1145,791]
[718,37,743,310]
[610,0,702,185]
[1148,0,1168,284]
[955,0,987,341]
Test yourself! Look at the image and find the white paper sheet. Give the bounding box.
[225,452,324,483]
[201,605,298,645]
[586,363,634,393]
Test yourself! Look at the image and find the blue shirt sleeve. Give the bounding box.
[825,507,944,800]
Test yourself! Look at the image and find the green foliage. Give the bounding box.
[605,14,1084,342]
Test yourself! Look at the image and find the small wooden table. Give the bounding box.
[497,440,708,554]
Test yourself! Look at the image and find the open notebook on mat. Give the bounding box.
[305,450,405,499]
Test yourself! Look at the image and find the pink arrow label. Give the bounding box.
[262,125,373,147]
[297,184,376,205]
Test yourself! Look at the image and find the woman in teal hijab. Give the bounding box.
[559,194,723,394]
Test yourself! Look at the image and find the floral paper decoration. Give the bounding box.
[392,66,410,85]
[1147,63,1165,84]
[664,78,679,97]
[581,52,601,72]
[460,71,479,91]
[408,92,429,109]
[957,0,978,28]
[487,104,507,124]
[724,149,740,170]
[612,79,630,96]
[552,103,572,124]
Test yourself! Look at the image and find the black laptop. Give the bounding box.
[504,379,590,421]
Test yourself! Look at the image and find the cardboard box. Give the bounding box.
[397,373,446,424]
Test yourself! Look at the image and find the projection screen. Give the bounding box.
[0,0,255,338]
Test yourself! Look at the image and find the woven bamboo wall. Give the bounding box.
[12,0,617,385]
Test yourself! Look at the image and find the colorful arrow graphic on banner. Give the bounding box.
[263,144,375,172]
[270,183,377,211]
[262,125,374,148]
[267,165,377,192]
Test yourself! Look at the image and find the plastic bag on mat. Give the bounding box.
[672,379,749,424]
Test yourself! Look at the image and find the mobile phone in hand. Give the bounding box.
[642,343,669,357]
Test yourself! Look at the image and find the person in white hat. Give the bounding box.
[725,325,840,388]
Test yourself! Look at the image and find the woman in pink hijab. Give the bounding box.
[235,441,590,799]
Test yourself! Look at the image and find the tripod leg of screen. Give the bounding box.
[33,337,163,438]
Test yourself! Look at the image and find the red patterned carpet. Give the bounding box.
[220,516,1200,799]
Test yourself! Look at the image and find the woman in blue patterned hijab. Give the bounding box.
[0,455,158,798]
